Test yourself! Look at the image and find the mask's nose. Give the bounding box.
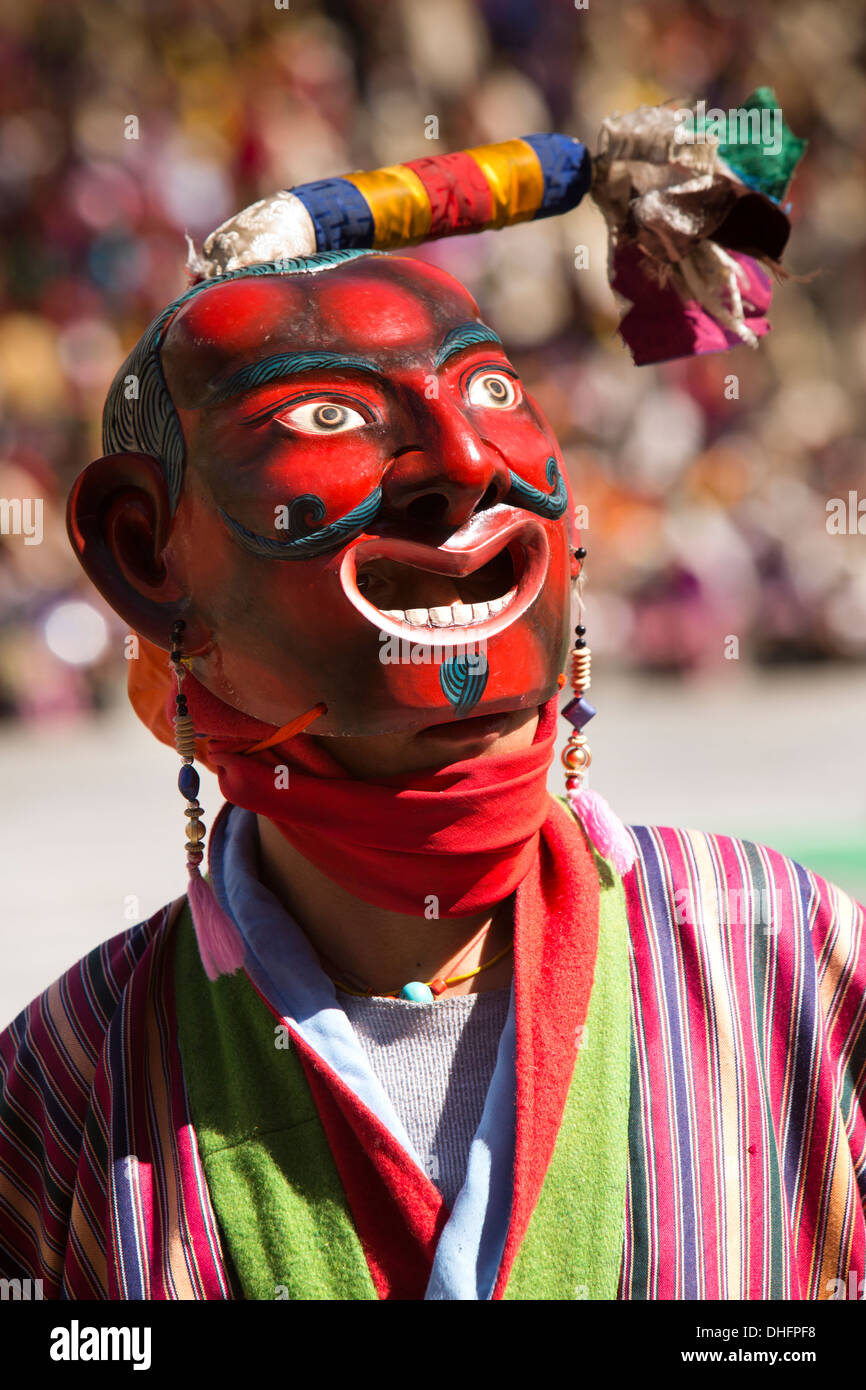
[380,399,511,530]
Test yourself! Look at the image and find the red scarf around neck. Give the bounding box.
[129,636,562,917]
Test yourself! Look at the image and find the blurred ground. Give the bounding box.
[2,663,864,1027]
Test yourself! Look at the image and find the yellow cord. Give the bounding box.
[332,940,514,999]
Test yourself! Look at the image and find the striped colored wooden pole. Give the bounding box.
[285,135,592,252]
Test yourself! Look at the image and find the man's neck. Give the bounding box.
[255,814,514,999]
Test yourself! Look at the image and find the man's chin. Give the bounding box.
[316,704,540,778]
[413,706,537,751]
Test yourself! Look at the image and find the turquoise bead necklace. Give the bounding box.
[321,913,514,1003]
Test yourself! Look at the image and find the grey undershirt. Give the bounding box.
[339,987,512,1208]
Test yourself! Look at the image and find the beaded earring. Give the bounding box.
[169,620,245,979]
[170,622,206,865]
[561,548,636,876]
[562,546,597,792]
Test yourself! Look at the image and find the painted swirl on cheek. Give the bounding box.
[218,485,383,559]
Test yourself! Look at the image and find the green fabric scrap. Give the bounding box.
[712,87,807,203]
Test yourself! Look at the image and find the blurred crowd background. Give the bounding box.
[1,0,865,715]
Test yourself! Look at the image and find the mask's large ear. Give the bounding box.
[66,451,211,652]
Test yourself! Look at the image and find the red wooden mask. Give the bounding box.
[69,253,576,735]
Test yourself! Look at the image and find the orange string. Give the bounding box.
[127,632,327,765]
[243,702,327,753]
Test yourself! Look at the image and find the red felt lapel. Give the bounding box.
[492,798,600,1298]
[294,1037,449,1300]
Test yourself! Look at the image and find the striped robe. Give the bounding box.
[1,825,864,1299]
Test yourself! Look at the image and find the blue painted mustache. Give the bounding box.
[219,488,383,561]
[503,455,568,521]
[219,456,567,560]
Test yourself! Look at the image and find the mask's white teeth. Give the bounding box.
[377,586,520,629]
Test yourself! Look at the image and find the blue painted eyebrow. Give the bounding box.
[433,322,503,369]
[209,350,380,404]
[209,326,503,405]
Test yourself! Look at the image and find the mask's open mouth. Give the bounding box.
[340,513,549,644]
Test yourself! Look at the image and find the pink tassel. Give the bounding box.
[186,865,246,981]
[567,786,636,876]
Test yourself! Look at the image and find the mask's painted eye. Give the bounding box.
[278,401,367,434]
[466,372,518,409]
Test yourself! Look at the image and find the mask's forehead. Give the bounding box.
[160,257,483,410]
